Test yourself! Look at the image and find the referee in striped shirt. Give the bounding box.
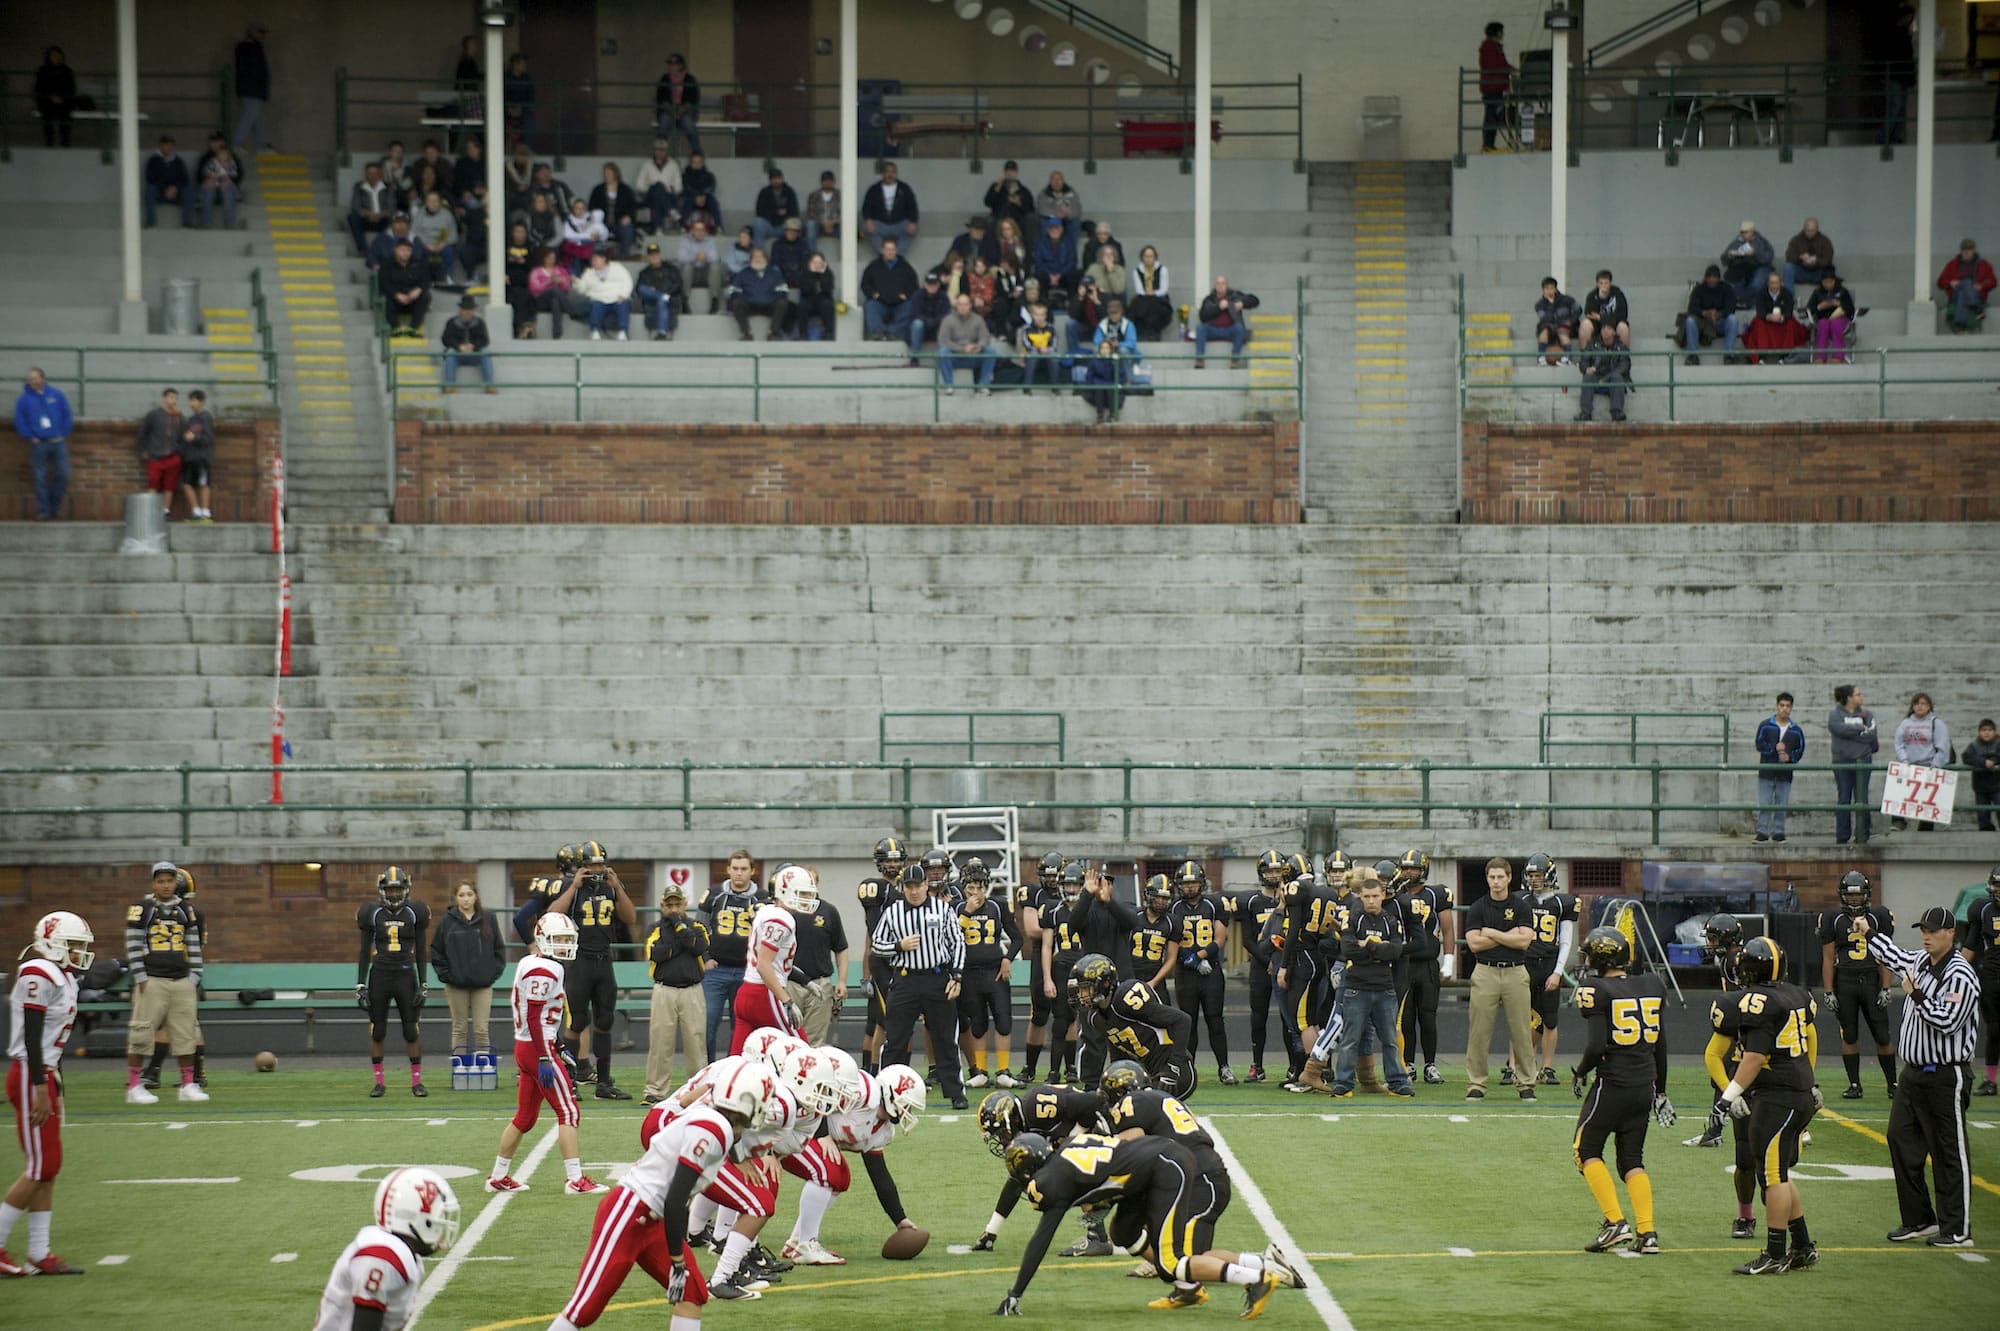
[871,862,968,1108]
[1859,905,1981,1248]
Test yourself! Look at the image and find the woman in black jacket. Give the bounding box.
[791,252,838,340]
[35,47,78,147]
[588,163,641,257]
[430,883,507,1055]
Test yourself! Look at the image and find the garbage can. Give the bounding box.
[163,276,201,336]
[120,492,168,556]
[1359,95,1402,160]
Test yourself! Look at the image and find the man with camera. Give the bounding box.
[542,840,639,1099]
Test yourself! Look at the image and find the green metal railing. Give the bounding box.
[335,73,1304,171]
[879,711,1067,763]
[1455,60,2000,161]
[1539,711,1729,763]
[1583,0,1724,71]
[0,67,231,160]
[4,759,1988,848]
[1027,0,1180,79]
[0,337,277,416]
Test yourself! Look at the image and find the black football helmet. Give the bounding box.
[962,856,992,886]
[1100,1059,1147,1106]
[1838,870,1871,910]
[555,844,580,875]
[978,1091,1026,1157]
[1397,848,1429,885]
[1325,850,1352,880]
[1036,851,1066,887]
[1074,953,1118,1009]
[1736,936,1784,987]
[377,865,412,905]
[175,867,198,900]
[1256,850,1286,888]
[1144,874,1173,914]
[1580,926,1631,975]
[1702,913,1746,957]
[1005,1131,1054,1184]
[1284,852,1311,881]
[1525,852,1554,889]
[1989,865,2000,897]
[923,847,953,883]
[1173,860,1206,899]
[874,836,908,874]
[1372,859,1399,884]
[577,840,608,867]
[1057,860,1087,903]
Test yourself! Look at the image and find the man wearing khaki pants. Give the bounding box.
[1462,856,1539,1103]
[125,861,207,1105]
[641,882,710,1105]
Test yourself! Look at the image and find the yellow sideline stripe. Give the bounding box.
[1820,1108,2000,1198]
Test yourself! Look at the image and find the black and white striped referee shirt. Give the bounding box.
[870,892,967,975]
[1865,933,1980,1065]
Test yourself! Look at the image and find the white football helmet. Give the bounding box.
[534,910,579,961]
[758,1079,800,1133]
[779,1044,844,1115]
[27,911,93,972]
[374,1166,461,1255]
[710,1059,776,1126]
[876,1063,927,1135]
[741,1027,807,1074]
[821,1046,868,1115]
[771,864,818,914]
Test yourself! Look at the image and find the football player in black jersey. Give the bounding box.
[1524,853,1579,1087]
[993,1131,1302,1319]
[1168,862,1236,1086]
[858,836,907,1075]
[1278,856,1340,1090]
[1393,849,1446,1084]
[1230,851,1289,1082]
[1965,867,2000,1096]
[1073,955,1196,1098]
[958,861,1024,1090]
[126,863,208,1101]
[1683,914,1749,1159]
[514,843,578,946]
[1569,927,1674,1255]
[1818,870,1897,1100]
[1016,851,1066,1082]
[357,866,432,1098]
[1714,938,1823,1275]
[972,1084,1109,1253]
[1100,1060,1232,1307]
[543,840,639,1098]
[1130,875,1180,989]
[1038,864,1092,1084]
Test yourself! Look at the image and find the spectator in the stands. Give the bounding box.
[805,170,840,249]
[382,140,410,193]
[1084,242,1127,307]
[1682,265,1738,366]
[522,192,559,254]
[727,247,790,342]
[1578,269,1630,349]
[589,163,640,257]
[1827,683,1877,845]
[1754,691,1804,843]
[34,46,77,148]
[503,141,535,213]
[986,160,1035,233]
[1033,216,1076,304]
[792,252,838,342]
[950,215,1000,268]
[1809,270,1856,364]
[1964,718,2000,832]
[504,53,535,144]
[414,191,459,288]
[176,390,215,522]
[1017,302,1061,391]
[636,142,683,234]
[1739,269,1807,364]
[1094,297,1139,359]
[966,255,997,328]
[1880,2,1917,147]
[1194,274,1259,369]
[1782,216,1834,289]
[414,141,449,193]
[135,388,184,517]
[13,367,72,522]
[753,168,801,251]
[680,150,717,213]
[1937,238,1995,333]
[233,24,271,154]
[725,226,755,282]
[381,239,432,339]
[994,216,1029,275]
[1892,693,1952,832]
[1038,170,1082,256]
[439,295,494,393]
[503,222,535,337]
[937,292,996,395]
[635,241,683,341]
[908,269,951,363]
[1127,245,1172,341]
[1082,339,1127,424]
[1720,220,1773,307]
[528,247,572,338]
[1573,322,1630,423]
[451,137,487,277]
[1534,276,1580,366]
[405,161,446,221]
[769,216,814,286]
[454,34,481,99]
[576,249,633,341]
[1080,221,1121,275]
[1477,22,1514,152]
[143,136,193,229]
[677,217,721,314]
[862,162,920,255]
[937,251,969,305]
[531,162,575,219]
[368,213,423,273]
[559,198,608,272]
[1067,274,1104,351]
[861,236,919,343]
[682,184,722,237]
[195,140,241,230]
[991,251,1027,334]
[654,53,702,156]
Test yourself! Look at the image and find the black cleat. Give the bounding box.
[369,1083,386,1098]
[709,1277,762,1301]
[1245,1066,1266,1083]
[141,1073,162,1092]
[1925,1234,1972,1250]
[1841,1083,1863,1100]
[1423,1064,1443,1084]
[1784,1243,1821,1268]
[595,1082,633,1101]
[1732,1252,1787,1275]
[1500,1066,1516,1086]
[1537,1067,1559,1086]
[1465,1087,1486,1101]
[411,1082,428,1098]
[1634,1231,1660,1255]
[1586,1219,1634,1253]
[1217,1066,1239,1086]
[749,1244,794,1275]
[1060,1233,1114,1258]
[1976,1079,1997,1097]
[1887,1223,1939,1242]
[1732,1218,1757,1240]
[573,1063,598,1085]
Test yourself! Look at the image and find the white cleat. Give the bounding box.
[126,1085,159,1105]
[1261,1243,1304,1288]
[781,1237,846,1266]
[177,1083,210,1102]
[564,1176,609,1195]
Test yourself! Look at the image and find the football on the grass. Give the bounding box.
[254,1051,278,1072]
[881,1226,929,1260]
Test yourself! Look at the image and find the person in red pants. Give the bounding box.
[1739,271,1809,365]
[730,865,814,1054]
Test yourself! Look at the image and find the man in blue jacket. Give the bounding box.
[13,367,72,521]
[1754,691,1805,842]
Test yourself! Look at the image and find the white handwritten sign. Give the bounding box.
[1880,762,1957,825]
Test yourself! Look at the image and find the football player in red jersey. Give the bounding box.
[2,911,93,1277]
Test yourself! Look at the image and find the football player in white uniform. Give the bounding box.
[547,1060,774,1331]
[312,1166,461,1330]
[781,1061,928,1260]
[488,913,606,1195]
[730,865,810,1054]
[2,911,91,1277]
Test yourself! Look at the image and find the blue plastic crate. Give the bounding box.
[1666,943,1705,967]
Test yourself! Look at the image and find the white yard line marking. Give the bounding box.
[97,1255,130,1265]
[103,1176,241,1185]
[271,1252,298,1263]
[164,1122,188,1130]
[1449,1115,1469,1123]
[461,1255,518,1262]
[406,1125,561,1329]
[937,1116,961,1124]
[1318,1115,1341,1123]
[296,1120,320,1128]
[427,1119,449,1126]
[1972,1122,1994,1131]
[1957,1252,1988,1264]
[1300,1252,1354,1259]
[1447,1247,1476,1257]
[1200,1117,1355,1331]
[946,1244,975,1255]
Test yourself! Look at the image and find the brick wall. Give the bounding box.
[2,416,280,522]
[394,421,1301,524]
[1462,420,2000,523]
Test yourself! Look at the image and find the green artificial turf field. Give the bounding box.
[9,1061,1998,1330]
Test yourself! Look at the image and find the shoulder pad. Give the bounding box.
[1575,982,1596,1010]
[127,904,146,923]
[1119,981,1150,1009]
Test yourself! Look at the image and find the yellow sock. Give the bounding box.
[994,1046,1009,1069]
[1582,1159,1623,1223]
[1625,1169,1654,1234]
[974,1049,989,1072]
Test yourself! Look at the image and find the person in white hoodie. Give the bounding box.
[634,141,683,234]
[575,250,633,341]
[1891,692,1952,831]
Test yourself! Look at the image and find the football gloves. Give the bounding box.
[1876,988,1893,1009]
[538,1059,562,1088]
[354,983,368,1010]
[1809,1085,1825,1113]
[667,1259,688,1302]
[1726,1094,1753,1120]
[973,1232,997,1252]
[994,1295,1022,1316]
[1651,1093,1677,1127]
[784,1001,805,1032]
[1570,1067,1588,1099]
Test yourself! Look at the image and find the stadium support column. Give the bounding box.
[1192,0,1211,300]
[1549,24,1569,291]
[486,24,508,338]
[116,0,144,333]
[840,0,859,309]
[1908,0,1936,334]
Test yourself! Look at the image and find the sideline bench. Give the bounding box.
[880,94,992,157]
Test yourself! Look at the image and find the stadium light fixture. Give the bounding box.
[477,0,519,29]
